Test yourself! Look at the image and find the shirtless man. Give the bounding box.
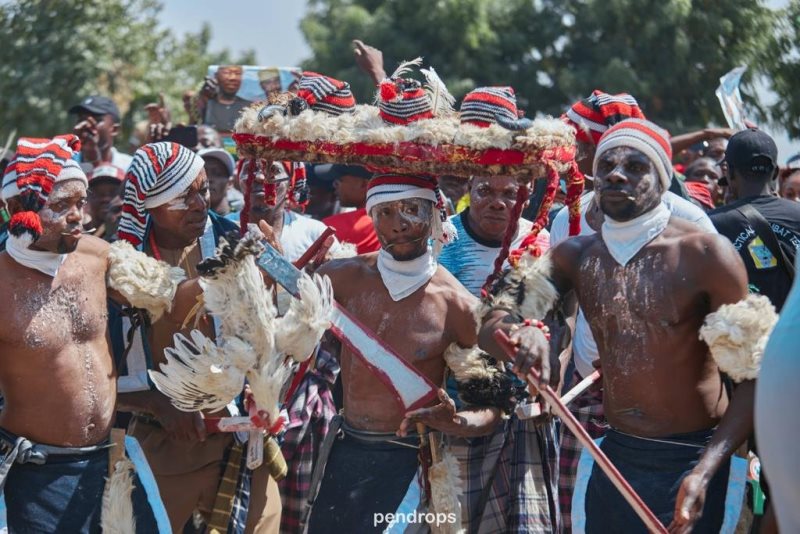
[307,173,500,534]
[480,120,753,532]
[0,136,196,532]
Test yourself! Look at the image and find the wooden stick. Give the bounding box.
[561,369,602,406]
[493,330,667,533]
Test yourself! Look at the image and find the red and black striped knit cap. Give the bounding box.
[459,87,519,127]
[378,78,434,125]
[296,72,356,116]
[6,135,86,241]
[562,90,645,145]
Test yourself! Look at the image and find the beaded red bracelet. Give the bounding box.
[511,319,551,341]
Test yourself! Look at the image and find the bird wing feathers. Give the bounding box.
[275,272,334,362]
[148,330,252,413]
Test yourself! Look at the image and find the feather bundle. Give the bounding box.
[275,272,334,362]
[101,457,136,534]
[148,228,333,427]
[429,448,464,534]
[479,253,558,321]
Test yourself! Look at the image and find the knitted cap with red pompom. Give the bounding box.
[4,135,86,244]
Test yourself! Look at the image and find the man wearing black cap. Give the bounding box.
[304,164,338,220]
[322,164,380,253]
[70,95,133,173]
[710,128,800,311]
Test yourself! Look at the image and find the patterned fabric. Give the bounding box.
[438,210,548,295]
[460,87,518,128]
[378,78,434,125]
[450,415,560,533]
[207,443,251,534]
[563,90,645,145]
[296,72,356,116]
[118,142,205,246]
[278,346,339,534]
[558,369,607,533]
[594,118,673,193]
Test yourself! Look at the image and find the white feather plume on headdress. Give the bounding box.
[421,67,456,118]
[389,57,423,81]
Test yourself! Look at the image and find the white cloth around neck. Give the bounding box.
[5,233,67,277]
[600,202,671,266]
[376,248,438,301]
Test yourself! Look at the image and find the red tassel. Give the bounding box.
[564,161,585,236]
[380,81,399,102]
[9,211,43,240]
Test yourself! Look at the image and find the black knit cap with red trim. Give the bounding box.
[378,78,434,125]
[460,87,519,127]
[295,72,356,116]
[562,90,645,145]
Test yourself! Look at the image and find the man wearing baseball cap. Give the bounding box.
[84,164,125,240]
[710,128,800,311]
[70,94,133,173]
[197,147,237,217]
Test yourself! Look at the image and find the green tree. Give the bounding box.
[300,0,779,134]
[762,0,800,138]
[0,0,255,144]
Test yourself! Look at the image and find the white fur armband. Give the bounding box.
[699,294,778,382]
[479,253,558,320]
[444,343,499,382]
[107,240,187,321]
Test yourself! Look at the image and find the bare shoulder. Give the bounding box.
[670,221,737,262]
[76,235,111,262]
[550,233,597,285]
[433,265,479,313]
[317,252,377,284]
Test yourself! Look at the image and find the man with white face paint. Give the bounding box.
[480,119,759,532]
[113,142,281,532]
[307,173,505,534]
[0,136,207,532]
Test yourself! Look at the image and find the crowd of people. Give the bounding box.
[0,39,798,534]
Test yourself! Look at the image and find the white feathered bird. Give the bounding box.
[148,228,334,426]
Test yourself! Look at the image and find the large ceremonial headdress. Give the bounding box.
[594,118,673,193]
[563,90,645,145]
[118,141,205,247]
[235,69,585,286]
[295,71,356,116]
[365,173,456,256]
[4,135,87,242]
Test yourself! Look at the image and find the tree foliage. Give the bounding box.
[301,0,786,135]
[0,0,256,142]
[762,0,800,138]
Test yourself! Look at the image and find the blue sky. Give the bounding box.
[158,0,798,159]
[159,0,311,67]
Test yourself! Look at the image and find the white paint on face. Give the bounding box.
[165,195,190,211]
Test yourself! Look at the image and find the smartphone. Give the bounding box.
[163,126,198,149]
